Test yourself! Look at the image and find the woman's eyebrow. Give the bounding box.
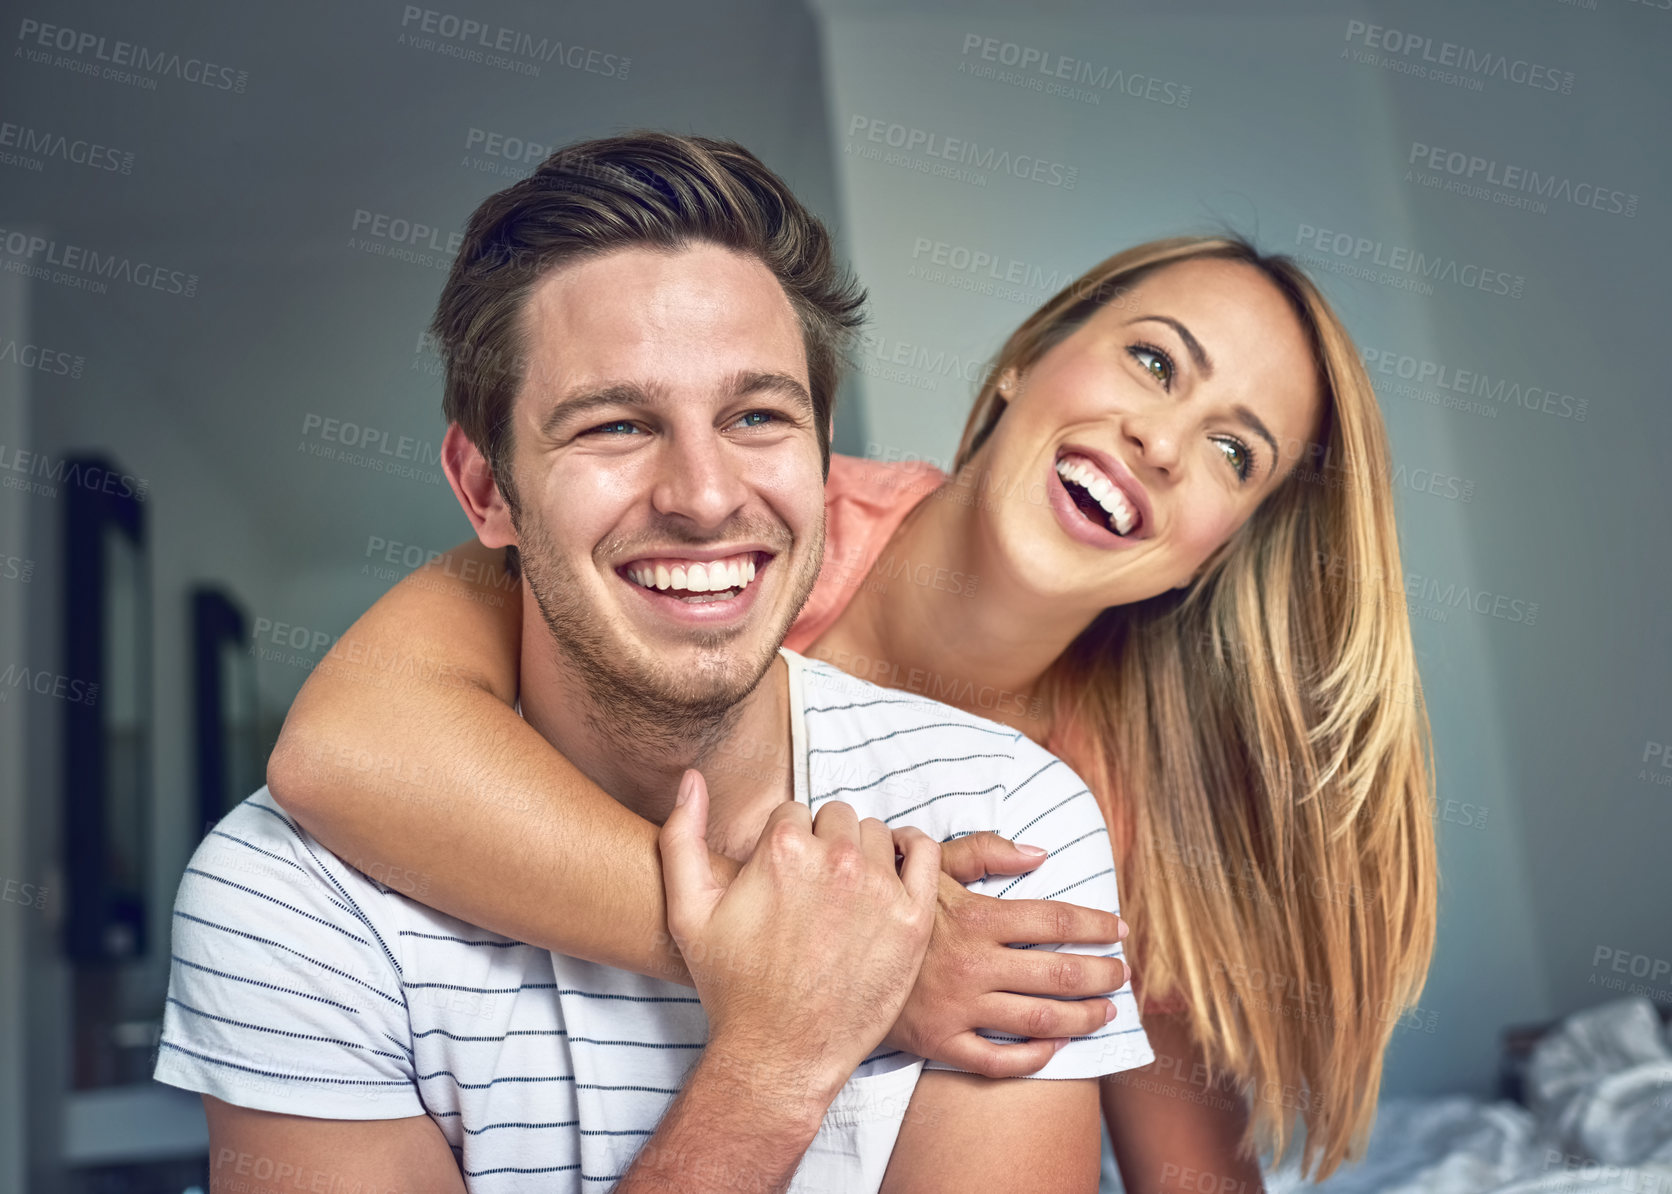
[1127,315,1213,379]
[1232,404,1279,463]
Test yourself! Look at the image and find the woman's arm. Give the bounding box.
[269,539,712,984]
[1101,1009,1266,1194]
[269,539,1132,1071]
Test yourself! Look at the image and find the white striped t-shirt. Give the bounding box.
[155,649,1151,1190]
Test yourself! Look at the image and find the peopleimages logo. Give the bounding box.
[347,209,461,272]
[908,236,1078,293]
[846,116,1078,190]
[458,126,555,179]
[15,17,250,92]
[1408,141,1638,218]
[958,33,1191,108]
[856,332,990,392]
[1361,347,1589,421]
[1295,223,1525,299]
[0,664,97,706]
[0,337,84,378]
[1341,19,1574,94]
[0,445,148,500]
[397,7,630,80]
[298,413,444,485]
[0,119,134,174]
[1404,573,1539,626]
[0,228,198,297]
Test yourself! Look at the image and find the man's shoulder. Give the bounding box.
[187,789,361,905]
[190,789,392,909]
[177,790,411,981]
[159,791,418,1117]
[182,789,526,971]
[795,656,1089,834]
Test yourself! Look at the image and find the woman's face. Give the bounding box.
[971,257,1325,610]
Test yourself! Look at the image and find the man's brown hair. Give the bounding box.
[432,131,866,517]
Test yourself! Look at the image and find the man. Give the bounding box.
[154,133,1151,1192]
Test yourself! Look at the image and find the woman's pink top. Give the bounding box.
[782,454,1182,1016]
[782,454,947,654]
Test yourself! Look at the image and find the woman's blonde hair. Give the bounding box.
[953,236,1437,1177]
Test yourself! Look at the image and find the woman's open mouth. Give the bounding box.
[1054,453,1141,537]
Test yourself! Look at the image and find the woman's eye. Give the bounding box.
[1128,344,1174,390]
[1214,437,1254,481]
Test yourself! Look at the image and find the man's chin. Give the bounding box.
[632,639,781,714]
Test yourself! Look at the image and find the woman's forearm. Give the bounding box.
[266,539,735,985]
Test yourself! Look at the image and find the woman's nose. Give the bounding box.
[1122,409,1182,476]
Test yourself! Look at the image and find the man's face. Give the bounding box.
[499,242,826,721]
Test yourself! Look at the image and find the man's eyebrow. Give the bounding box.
[1127,315,1213,379]
[537,371,812,437]
[539,384,661,438]
[732,370,813,413]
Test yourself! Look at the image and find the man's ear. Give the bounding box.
[441,423,518,549]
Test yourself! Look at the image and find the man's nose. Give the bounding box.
[649,431,750,529]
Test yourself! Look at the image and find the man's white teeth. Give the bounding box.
[627,554,758,594]
[1055,455,1137,536]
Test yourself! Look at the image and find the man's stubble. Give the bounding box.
[512,496,825,760]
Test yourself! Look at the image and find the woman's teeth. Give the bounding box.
[626,554,758,596]
[1055,455,1137,536]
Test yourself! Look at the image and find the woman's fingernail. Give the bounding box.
[1052,1037,1070,1052]
[1017,844,1048,858]
[675,771,695,806]
[1117,917,1130,940]
[1104,1001,1118,1024]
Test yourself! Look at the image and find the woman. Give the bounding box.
[269,235,1436,1188]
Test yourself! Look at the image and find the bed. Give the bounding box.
[1102,997,1672,1193]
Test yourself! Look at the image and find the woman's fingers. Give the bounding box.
[975,993,1117,1042]
[965,894,1127,946]
[938,831,1049,883]
[928,1031,1065,1080]
[994,947,1129,1000]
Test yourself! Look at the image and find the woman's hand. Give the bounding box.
[883,832,1131,1077]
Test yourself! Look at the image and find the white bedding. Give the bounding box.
[1265,998,1672,1194]
[1101,997,1672,1193]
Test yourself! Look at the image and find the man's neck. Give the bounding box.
[517,620,798,861]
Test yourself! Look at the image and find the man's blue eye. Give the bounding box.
[592,421,639,435]
[738,411,777,427]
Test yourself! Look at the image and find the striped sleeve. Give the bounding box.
[928,741,1154,1080]
[153,795,423,1120]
